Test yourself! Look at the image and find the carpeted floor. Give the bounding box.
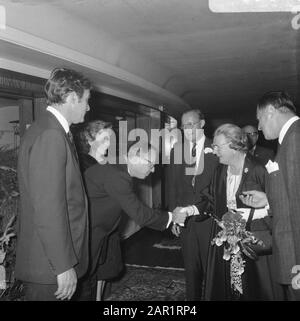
[105,265,185,301]
[2,229,185,301]
[123,228,184,269]
[104,228,185,301]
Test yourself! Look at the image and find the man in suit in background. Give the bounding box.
[242,124,274,165]
[241,91,300,300]
[16,68,92,301]
[167,109,218,300]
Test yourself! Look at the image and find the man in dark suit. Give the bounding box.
[242,124,275,165]
[167,109,219,300]
[241,91,300,300]
[79,142,188,300]
[16,68,92,301]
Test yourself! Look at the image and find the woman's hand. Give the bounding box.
[239,190,268,208]
[240,241,258,261]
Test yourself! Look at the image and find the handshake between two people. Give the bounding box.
[170,190,269,227]
[171,205,196,225]
[170,205,197,237]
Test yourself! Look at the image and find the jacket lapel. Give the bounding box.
[235,156,252,197]
[218,163,227,197]
[46,111,81,173]
[215,164,228,216]
[193,138,213,188]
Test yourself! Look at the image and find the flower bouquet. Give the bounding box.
[210,210,263,295]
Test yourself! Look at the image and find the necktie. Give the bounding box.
[191,143,197,187]
[192,142,197,158]
[67,131,79,163]
[189,142,197,168]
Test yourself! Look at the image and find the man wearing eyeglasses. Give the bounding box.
[166,109,218,301]
[79,142,189,300]
[242,125,274,166]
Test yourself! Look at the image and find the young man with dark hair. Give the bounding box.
[16,68,92,301]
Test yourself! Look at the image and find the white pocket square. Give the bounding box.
[265,160,279,174]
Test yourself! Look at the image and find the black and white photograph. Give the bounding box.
[0,0,300,307]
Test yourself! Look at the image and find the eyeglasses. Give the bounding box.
[180,121,201,130]
[245,132,258,137]
[211,142,230,151]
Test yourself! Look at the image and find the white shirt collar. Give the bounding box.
[46,106,70,133]
[278,116,299,144]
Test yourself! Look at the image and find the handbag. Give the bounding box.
[246,208,272,256]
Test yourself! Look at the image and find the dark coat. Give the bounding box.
[267,119,300,284]
[249,145,275,166]
[165,137,219,300]
[78,152,123,280]
[166,138,218,210]
[16,111,89,284]
[78,152,97,173]
[201,155,277,300]
[84,163,169,276]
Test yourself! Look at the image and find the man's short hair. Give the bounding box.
[242,124,257,131]
[257,91,296,114]
[182,109,205,121]
[128,141,157,159]
[44,68,92,105]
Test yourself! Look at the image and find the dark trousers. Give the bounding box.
[181,218,212,301]
[282,284,300,301]
[72,273,97,301]
[23,282,59,301]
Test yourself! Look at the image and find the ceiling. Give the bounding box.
[57,0,299,117]
[1,0,299,119]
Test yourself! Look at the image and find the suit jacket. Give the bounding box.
[165,137,219,300]
[16,111,89,284]
[84,163,169,274]
[166,137,219,211]
[78,152,97,173]
[267,119,300,284]
[249,145,275,166]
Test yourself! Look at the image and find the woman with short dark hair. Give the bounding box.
[75,120,112,172]
[73,120,122,301]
